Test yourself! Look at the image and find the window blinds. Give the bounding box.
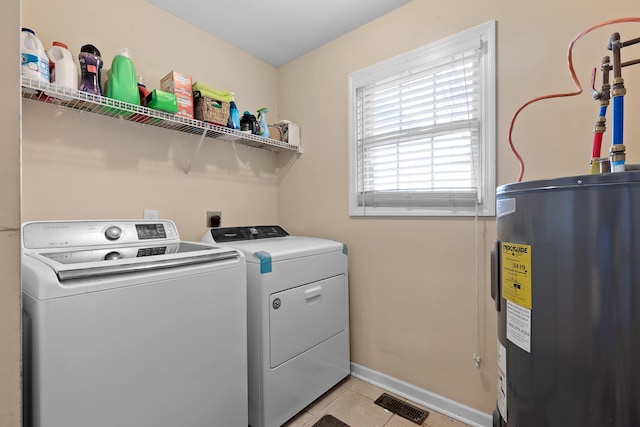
[355,47,483,209]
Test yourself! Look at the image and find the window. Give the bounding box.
[348,21,496,217]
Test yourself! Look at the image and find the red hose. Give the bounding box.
[592,131,604,158]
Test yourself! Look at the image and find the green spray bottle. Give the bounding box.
[257,107,269,139]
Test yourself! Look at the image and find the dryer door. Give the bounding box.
[269,275,347,368]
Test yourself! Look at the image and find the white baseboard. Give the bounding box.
[350,362,492,427]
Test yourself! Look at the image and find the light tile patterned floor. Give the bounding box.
[283,376,474,427]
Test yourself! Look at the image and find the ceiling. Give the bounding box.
[146,0,413,67]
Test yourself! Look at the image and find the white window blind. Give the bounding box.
[348,21,496,217]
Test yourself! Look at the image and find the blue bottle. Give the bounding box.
[228,95,240,130]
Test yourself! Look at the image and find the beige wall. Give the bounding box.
[277,0,640,413]
[13,0,640,420]
[1,0,22,424]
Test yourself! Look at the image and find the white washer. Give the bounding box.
[202,225,350,427]
[22,220,248,427]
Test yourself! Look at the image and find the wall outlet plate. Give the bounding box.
[143,209,158,220]
[206,211,222,227]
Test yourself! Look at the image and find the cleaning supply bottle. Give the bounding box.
[46,42,78,100]
[105,47,139,105]
[137,77,150,105]
[228,93,240,130]
[240,111,258,134]
[20,28,49,85]
[78,44,103,95]
[257,107,269,139]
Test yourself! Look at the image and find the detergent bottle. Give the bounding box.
[105,47,140,105]
[257,107,269,139]
[137,77,150,105]
[20,28,49,85]
[46,42,78,100]
[228,93,240,130]
[78,44,103,95]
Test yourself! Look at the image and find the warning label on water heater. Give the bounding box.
[502,242,532,353]
[501,242,532,309]
[497,340,507,422]
[506,300,531,352]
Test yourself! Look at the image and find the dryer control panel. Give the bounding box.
[208,225,289,243]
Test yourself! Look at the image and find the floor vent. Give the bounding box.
[374,393,429,425]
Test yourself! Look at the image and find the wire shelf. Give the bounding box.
[21,76,300,153]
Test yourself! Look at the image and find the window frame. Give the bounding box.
[348,20,496,217]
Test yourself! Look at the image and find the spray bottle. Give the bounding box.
[257,107,269,139]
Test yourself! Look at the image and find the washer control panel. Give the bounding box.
[22,220,179,249]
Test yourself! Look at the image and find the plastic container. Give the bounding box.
[105,47,139,105]
[257,107,269,138]
[46,42,78,100]
[145,90,178,113]
[228,96,240,130]
[78,44,103,95]
[240,111,258,134]
[20,28,49,85]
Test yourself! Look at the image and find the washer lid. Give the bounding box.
[26,242,239,281]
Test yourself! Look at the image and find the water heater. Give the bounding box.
[492,172,640,426]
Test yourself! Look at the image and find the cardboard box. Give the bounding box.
[160,71,193,119]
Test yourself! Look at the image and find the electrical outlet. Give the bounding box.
[143,209,158,220]
[206,211,222,228]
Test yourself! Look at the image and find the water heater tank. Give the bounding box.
[492,172,640,427]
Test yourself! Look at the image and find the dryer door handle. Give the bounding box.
[304,286,322,300]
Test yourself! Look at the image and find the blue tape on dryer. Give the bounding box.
[253,251,272,274]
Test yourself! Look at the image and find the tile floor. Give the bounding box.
[282,375,474,427]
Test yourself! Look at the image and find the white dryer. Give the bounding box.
[22,220,248,427]
[202,225,350,427]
